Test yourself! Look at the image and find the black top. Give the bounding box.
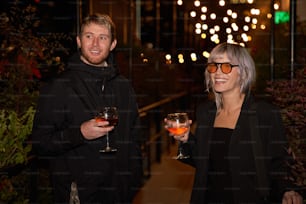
[206,127,234,204]
[180,96,292,203]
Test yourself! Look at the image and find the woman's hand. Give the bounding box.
[164,118,192,143]
[172,132,189,143]
[282,191,303,204]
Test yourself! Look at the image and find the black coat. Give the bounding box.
[31,53,143,203]
[181,95,292,204]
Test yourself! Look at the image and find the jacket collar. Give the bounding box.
[66,52,119,81]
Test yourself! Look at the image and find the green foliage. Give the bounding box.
[0,107,34,203]
[0,0,71,202]
[0,107,34,169]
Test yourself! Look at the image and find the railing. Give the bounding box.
[2,87,206,202]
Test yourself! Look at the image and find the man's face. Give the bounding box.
[77,23,117,66]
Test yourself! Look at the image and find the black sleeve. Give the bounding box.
[258,102,301,200]
[30,81,85,156]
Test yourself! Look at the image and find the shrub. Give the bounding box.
[0,0,71,202]
[266,68,306,194]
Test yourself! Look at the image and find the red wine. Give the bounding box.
[95,117,106,122]
[95,117,118,126]
[106,118,118,126]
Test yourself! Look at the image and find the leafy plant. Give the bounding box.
[0,105,35,204]
[266,68,306,194]
[0,107,34,169]
[0,0,71,202]
[0,174,30,204]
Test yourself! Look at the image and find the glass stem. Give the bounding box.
[178,141,183,155]
[106,133,110,147]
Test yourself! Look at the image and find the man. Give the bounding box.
[31,13,143,203]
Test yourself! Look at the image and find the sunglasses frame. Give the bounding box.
[206,62,239,74]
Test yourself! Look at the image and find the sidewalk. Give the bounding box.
[133,143,195,204]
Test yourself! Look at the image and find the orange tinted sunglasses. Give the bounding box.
[206,63,239,74]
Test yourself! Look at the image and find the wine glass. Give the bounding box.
[165,112,190,159]
[95,106,119,153]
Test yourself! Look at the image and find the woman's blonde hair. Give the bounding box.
[205,42,256,111]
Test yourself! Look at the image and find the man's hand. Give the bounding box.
[80,119,114,140]
[282,190,303,204]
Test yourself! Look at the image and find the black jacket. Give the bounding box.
[31,53,143,203]
[181,95,292,204]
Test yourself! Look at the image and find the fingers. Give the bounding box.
[173,132,189,143]
[282,191,303,204]
[81,119,114,140]
[164,118,192,143]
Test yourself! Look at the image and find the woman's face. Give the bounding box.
[209,53,241,96]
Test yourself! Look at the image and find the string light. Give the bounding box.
[194,0,200,7]
[219,0,226,6]
[169,1,269,63]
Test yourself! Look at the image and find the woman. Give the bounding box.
[172,42,303,204]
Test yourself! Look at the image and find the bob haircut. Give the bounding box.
[79,13,116,42]
[205,42,256,111]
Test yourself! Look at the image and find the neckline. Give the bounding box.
[213,127,234,131]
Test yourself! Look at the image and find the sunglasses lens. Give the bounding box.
[221,63,232,74]
[207,64,217,73]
